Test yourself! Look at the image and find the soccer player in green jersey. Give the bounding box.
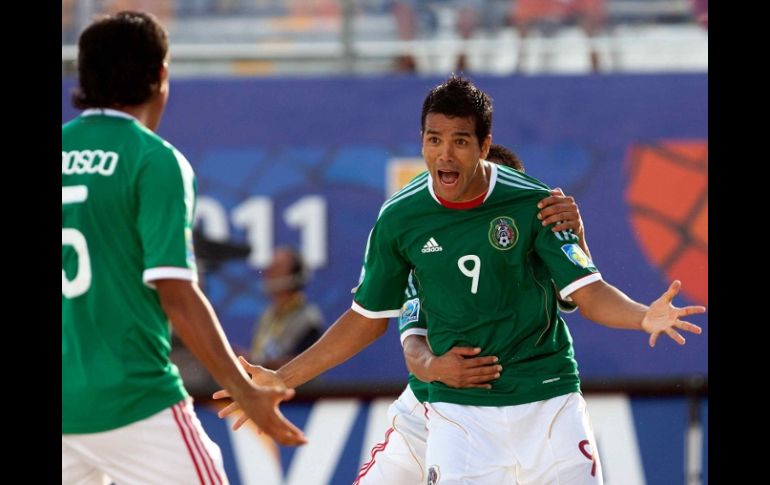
[216,76,704,484]
[353,144,590,484]
[62,11,305,485]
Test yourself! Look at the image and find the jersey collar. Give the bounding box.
[81,108,138,122]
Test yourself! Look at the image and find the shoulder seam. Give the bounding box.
[391,171,429,199]
[378,178,429,217]
[496,165,550,190]
[496,176,549,192]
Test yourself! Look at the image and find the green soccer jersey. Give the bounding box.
[398,273,580,404]
[62,109,196,433]
[354,164,601,406]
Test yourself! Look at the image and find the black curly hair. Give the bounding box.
[420,75,493,147]
[72,11,168,109]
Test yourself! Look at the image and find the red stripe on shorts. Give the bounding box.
[180,400,224,485]
[172,402,207,484]
[353,427,395,485]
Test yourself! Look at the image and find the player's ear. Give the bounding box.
[480,135,492,160]
[159,61,169,83]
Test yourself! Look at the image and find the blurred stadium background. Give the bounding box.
[62,1,707,483]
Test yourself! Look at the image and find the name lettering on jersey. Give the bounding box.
[399,297,420,329]
[488,216,518,250]
[561,244,594,269]
[421,237,443,253]
[62,150,119,176]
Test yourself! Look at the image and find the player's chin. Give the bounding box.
[436,181,461,200]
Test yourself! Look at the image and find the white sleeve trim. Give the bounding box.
[143,267,198,288]
[400,328,428,346]
[351,301,401,319]
[559,273,603,301]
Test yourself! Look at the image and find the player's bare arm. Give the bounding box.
[403,335,502,389]
[276,309,388,387]
[213,309,389,428]
[569,279,705,347]
[537,188,591,258]
[156,279,307,445]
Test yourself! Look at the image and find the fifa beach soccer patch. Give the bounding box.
[561,244,594,269]
[488,216,518,250]
[399,298,420,330]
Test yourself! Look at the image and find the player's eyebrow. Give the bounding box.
[452,131,472,138]
[424,129,472,138]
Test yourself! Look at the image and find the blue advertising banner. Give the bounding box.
[62,74,708,383]
[194,394,708,485]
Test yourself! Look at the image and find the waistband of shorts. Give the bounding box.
[397,385,422,410]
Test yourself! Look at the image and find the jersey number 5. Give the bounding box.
[62,186,91,298]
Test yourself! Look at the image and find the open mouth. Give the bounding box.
[437,169,459,186]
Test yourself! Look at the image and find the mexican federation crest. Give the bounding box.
[488,216,518,250]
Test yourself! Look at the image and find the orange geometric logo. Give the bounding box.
[625,141,708,305]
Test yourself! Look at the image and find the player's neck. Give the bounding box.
[110,95,164,131]
[436,162,491,209]
[466,161,492,198]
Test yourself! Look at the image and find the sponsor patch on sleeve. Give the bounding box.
[399,297,420,330]
[561,243,594,269]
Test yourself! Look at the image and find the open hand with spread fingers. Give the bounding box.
[641,280,705,347]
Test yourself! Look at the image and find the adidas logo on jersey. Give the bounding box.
[421,237,443,253]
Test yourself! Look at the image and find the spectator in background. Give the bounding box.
[392,0,482,72]
[690,0,707,29]
[513,0,607,73]
[250,247,323,369]
[62,0,78,43]
[102,0,177,26]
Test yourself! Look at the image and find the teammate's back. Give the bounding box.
[62,111,193,433]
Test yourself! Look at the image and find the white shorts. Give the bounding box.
[355,386,429,485]
[425,392,602,485]
[62,399,228,485]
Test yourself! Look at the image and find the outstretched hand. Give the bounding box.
[212,356,306,443]
[642,280,705,347]
[430,347,501,389]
